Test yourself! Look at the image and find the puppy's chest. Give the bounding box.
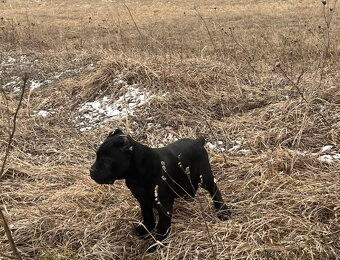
[126,179,154,202]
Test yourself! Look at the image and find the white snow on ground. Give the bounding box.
[2,55,94,93]
[33,110,56,117]
[290,145,340,164]
[206,139,251,154]
[318,145,340,164]
[207,142,225,152]
[2,76,21,92]
[318,152,340,164]
[7,57,16,63]
[3,79,44,92]
[19,55,29,63]
[1,56,16,65]
[319,155,334,164]
[3,80,17,88]
[54,69,73,79]
[30,80,44,90]
[33,109,56,117]
[228,140,241,153]
[321,145,333,153]
[75,86,153,131]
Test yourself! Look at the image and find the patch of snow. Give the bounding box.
[33,109,56,117]
[206,142,216,150]
[296,150,308,156]
[2,76,21,92]
[238,149,250,154]
[332,153,340,160]
[228,144,241,153]
[4,80,17,88]
[290,146,340,164]
[318,155,334,164]
[317,147,340,164]
[13,86,21,92]
[207,139,250,154]
[206,141,226,152]
[147,122,161,129]
[321,145,333,153]
[75,86,153,131]
[19,55,29,63]
[164,133,178,142]
[7,57,16,63]
[54,69,73,79]
[228,140,242,153]
[30,80,43,90]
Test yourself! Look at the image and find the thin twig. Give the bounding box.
[0,208,23,260]
[194,7,217,54]
[228,27,257,73]
[123,2,143,40]
[317,0,338,89]
[0,74,28,179]
[276,64,331,126]
[0,87,12,135]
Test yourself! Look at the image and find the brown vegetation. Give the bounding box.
[1,0,339,259]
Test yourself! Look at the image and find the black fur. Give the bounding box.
[90,129,230,250]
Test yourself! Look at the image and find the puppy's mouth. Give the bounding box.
[90,172,116,185]
[93,177,116,185]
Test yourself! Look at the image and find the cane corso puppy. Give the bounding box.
[90,129,230,250]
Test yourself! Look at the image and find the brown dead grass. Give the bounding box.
[1,0,340,259]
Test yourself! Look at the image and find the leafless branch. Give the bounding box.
[194,7,217,54]
[0,74,28,179]
[0,208,23,260]
[123,2,143,40]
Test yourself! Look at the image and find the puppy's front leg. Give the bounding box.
[147,199,173,252]
[136,204,155,239]
[155,208,172,242]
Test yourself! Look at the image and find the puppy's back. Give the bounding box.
[156,137,207,165]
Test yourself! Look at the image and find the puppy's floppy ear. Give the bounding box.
[108,129,123,137]
[120,135,134,152]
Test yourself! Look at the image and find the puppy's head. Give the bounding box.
[90,129,135,185]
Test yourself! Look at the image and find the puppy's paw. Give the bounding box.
[147,244,160,253]
[217,204,231,221]
[135,225,152,240]
[147,241,164,252]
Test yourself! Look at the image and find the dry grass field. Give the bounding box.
[1,0,340,259]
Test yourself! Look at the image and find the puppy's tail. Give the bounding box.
[197,136,206,146]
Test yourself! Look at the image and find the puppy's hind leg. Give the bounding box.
[201,169,230,221]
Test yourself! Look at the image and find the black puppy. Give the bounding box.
[90,129,230,249]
